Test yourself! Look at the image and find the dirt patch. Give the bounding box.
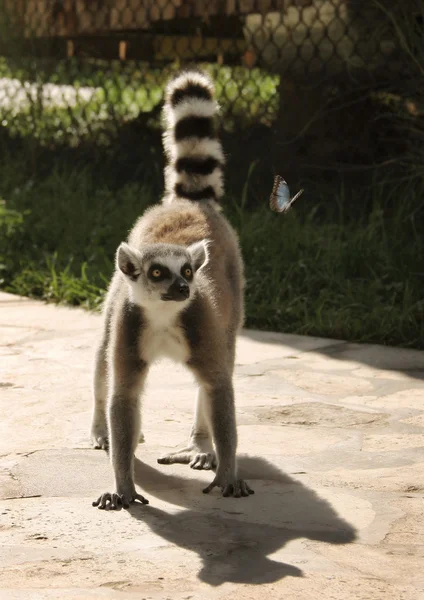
[255,402,386,428]
[271,369,374,395]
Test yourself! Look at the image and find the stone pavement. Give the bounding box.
[1,291,423,599]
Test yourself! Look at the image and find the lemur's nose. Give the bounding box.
[165,277,190,301]
[178,281,189,298]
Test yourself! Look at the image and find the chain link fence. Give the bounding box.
[0,1,416,151]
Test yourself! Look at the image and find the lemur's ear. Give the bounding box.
[187,239,210,272]
[117,243,143,280]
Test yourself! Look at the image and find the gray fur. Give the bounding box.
[91,70,253,510]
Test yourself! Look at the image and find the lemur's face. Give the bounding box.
[140,254,194,304]
[117,241,208,308]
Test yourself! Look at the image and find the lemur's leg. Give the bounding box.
[197,372,253,498]
[158,385,216,470]
[159,309,253,497]
[93,305,149,510]
[90,340,109,450]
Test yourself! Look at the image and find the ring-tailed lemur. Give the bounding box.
[91,70,253,509]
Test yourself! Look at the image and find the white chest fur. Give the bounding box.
[140,305,190,364]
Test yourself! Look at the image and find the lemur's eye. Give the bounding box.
[181,264,193,280]
[149,265,170,281]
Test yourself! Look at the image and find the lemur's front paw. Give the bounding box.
[92,491,149,510]
[202,474,254,498]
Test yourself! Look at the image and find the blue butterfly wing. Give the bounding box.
[276,179,291,211]
[270,175,304,213]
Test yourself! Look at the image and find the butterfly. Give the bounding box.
[269,175,304,213]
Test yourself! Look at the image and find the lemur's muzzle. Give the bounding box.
[161,277,190,302]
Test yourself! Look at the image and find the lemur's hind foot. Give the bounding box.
[158,446,217,470]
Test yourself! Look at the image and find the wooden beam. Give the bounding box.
[0,32,246,63]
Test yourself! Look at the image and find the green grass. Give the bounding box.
[0,58,278,146]
[0,156,423,349]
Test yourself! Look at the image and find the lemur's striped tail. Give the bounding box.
[162,70,224,203]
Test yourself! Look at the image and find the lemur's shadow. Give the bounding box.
[130,455,356,586]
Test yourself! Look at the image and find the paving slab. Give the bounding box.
[1,291,423,599]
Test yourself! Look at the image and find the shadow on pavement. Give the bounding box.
[239,330,424,381]
[130,455,356,586]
